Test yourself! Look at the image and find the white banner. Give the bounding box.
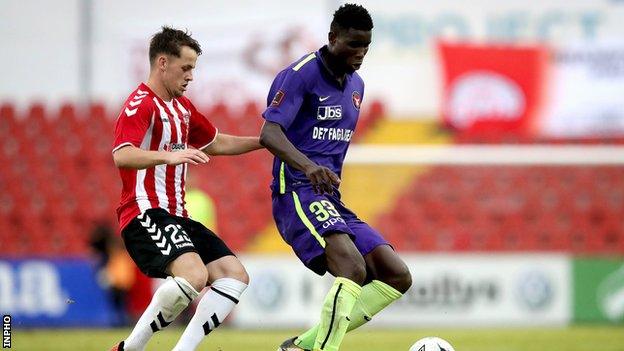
[540,41,624,137]
[232,253,571,328]
[3,0,624,116]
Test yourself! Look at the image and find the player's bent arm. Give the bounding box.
[259,121,317,172]
[260,121,341,194]
[113,145,208,169]
[201,133,263,156]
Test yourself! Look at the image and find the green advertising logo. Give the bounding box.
[574,258,624,323]
[597,265,624,322]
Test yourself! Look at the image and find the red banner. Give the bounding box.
[438,42,549,137]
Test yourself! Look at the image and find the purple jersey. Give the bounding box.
[262,46,365,194]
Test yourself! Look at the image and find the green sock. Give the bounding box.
[310,277,362,351]
[296,280,402,350]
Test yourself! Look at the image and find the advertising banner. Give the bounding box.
[540,42,624,138]
[438,42,548,135]
[0,258,116,327]
[573,257,624,323]
[233,254,571,328]
[230,256,325,328]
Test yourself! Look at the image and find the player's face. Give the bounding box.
[329,28,372,73]
[163,46,198,98]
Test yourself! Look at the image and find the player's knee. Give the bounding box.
[179,267,208,292]
[226,265,249,285]
[387,265,412,293]
[349,262,367,285]
[338,254,366,285]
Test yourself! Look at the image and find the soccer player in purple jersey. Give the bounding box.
[260,4,412,351]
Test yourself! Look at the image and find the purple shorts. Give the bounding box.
[272,186,389,275]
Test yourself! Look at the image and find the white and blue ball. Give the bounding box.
[409,337,455,351]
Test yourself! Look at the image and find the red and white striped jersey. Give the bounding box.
[112,83,218,231]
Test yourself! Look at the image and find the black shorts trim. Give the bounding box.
[122,208,234,278]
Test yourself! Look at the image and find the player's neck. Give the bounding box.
[321,50,347,85]
[146,77,174,102]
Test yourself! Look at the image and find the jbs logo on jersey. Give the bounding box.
[317,105,342,120]
[164,143,186,152]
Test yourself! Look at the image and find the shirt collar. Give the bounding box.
[316,46,351,89]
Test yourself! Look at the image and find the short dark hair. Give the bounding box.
[149,26,202,64]
[330,3,373,32]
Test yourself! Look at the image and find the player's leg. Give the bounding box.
[345,244,411,329]
[121,253,205,351]
[273,188,366,351]
[363,244,412,292]
[173,221,249,351]
[116,209,205,351]
[310,232,365,351]
[293,219,411,350]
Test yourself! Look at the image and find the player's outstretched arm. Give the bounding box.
[113,145,209,169]
[260,121,340,194]
[201,134,263,156]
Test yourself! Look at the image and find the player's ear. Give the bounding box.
[328,31,337,46]
[157,55,168,71]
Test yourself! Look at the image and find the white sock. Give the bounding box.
[172,278,248,351]
[123,277,199,351]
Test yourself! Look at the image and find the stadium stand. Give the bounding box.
[4,100,621,256]
[0,100,384,256]
[375,129,624,253]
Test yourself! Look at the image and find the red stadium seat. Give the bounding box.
[11,99,620,257]
[0,103,18,138]
[377,163,624,254]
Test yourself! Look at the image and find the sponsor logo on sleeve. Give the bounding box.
[270,90,285,107]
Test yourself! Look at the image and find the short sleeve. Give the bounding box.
[112,101,154,153]
[185,99,218,149]
[262,69,306,130]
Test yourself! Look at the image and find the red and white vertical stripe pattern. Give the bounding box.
[136,97,190,218]
[114,82,221,230]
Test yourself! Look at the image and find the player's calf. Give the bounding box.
[123,276,200,351]
[172,277,248,351]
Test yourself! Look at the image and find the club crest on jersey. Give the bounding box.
[352,91,361,110]
[164,143,186,152]
[317,105,342,120]
[181,112,190,125]
[271,90,285,107]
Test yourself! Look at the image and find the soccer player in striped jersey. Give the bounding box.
[260,4,412,351]
[110,27,262,351]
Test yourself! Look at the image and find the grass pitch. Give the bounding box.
[11,326,624,351]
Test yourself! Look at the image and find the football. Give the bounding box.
[409,337,455,351]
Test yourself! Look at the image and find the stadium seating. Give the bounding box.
[0,99,384,256]
[376,164,624,253]
[4,99,621,256]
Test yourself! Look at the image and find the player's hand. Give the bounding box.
[304,164,341,195]
[164,149,210,166]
